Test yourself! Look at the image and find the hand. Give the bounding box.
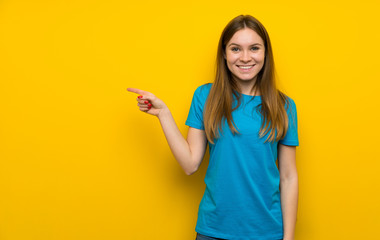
[127,88,168,117]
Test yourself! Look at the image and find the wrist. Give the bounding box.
[157,107,170,119]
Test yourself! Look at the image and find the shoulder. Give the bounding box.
[286,96,296,108]
[282,95,298,122]
[193,83,212,98]
[279,91,296,110]
[194,83,212,93]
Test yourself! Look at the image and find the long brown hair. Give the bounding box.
[204,15,291,144]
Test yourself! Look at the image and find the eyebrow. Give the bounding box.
[227,43,262,47]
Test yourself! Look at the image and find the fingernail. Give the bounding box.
[138,96,143,99]
[148,106,151,109]
[147,103,152,107]
[144,100,149,104]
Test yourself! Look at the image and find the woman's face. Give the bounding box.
[224,28,265,83]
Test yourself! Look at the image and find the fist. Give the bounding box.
[127,88,168,117]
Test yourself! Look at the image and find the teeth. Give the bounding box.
[238,65,254,69]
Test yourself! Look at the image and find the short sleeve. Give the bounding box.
[185,84,209,130]
[278,98,299,146]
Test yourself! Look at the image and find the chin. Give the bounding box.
[238,76,257,81]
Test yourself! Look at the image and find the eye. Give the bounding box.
[231,47,240,52]
[251,47,259,50]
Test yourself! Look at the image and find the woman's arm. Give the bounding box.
[127,88,208,175]
[278,144,298,240]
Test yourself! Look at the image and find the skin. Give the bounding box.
[127,27,298,240]
[224,28,265,96]
[279,144,298,240]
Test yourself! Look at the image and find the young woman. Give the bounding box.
[128,15,299,240]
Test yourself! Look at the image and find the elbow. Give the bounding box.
[280,169,298,182]
[183,155,202,175]
[280,174,298,183]
[184,168,197,176]
[184,165,199,176]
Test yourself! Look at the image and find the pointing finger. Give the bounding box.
[127,88,148,95]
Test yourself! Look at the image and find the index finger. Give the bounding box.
[127,88,148,95]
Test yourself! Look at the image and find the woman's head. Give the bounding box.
[224,28,265,88]
[216,15,275,94]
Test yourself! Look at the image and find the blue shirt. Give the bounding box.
[185,83,299,240]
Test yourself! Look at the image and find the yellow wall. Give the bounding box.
[1,0,379,239]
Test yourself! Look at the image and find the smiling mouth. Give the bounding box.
[237,65,255,69]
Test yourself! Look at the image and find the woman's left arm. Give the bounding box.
[278,143,298,240]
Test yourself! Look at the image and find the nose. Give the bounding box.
[240,50,251,62]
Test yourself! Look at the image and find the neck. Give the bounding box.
[234,77,260,96]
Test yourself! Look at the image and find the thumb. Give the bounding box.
[140,94,155,101]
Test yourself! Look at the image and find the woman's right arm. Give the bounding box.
[127,88,208,175]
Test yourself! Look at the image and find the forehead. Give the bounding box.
[227,28,264,46]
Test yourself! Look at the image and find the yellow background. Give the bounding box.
[1,0,379,239]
